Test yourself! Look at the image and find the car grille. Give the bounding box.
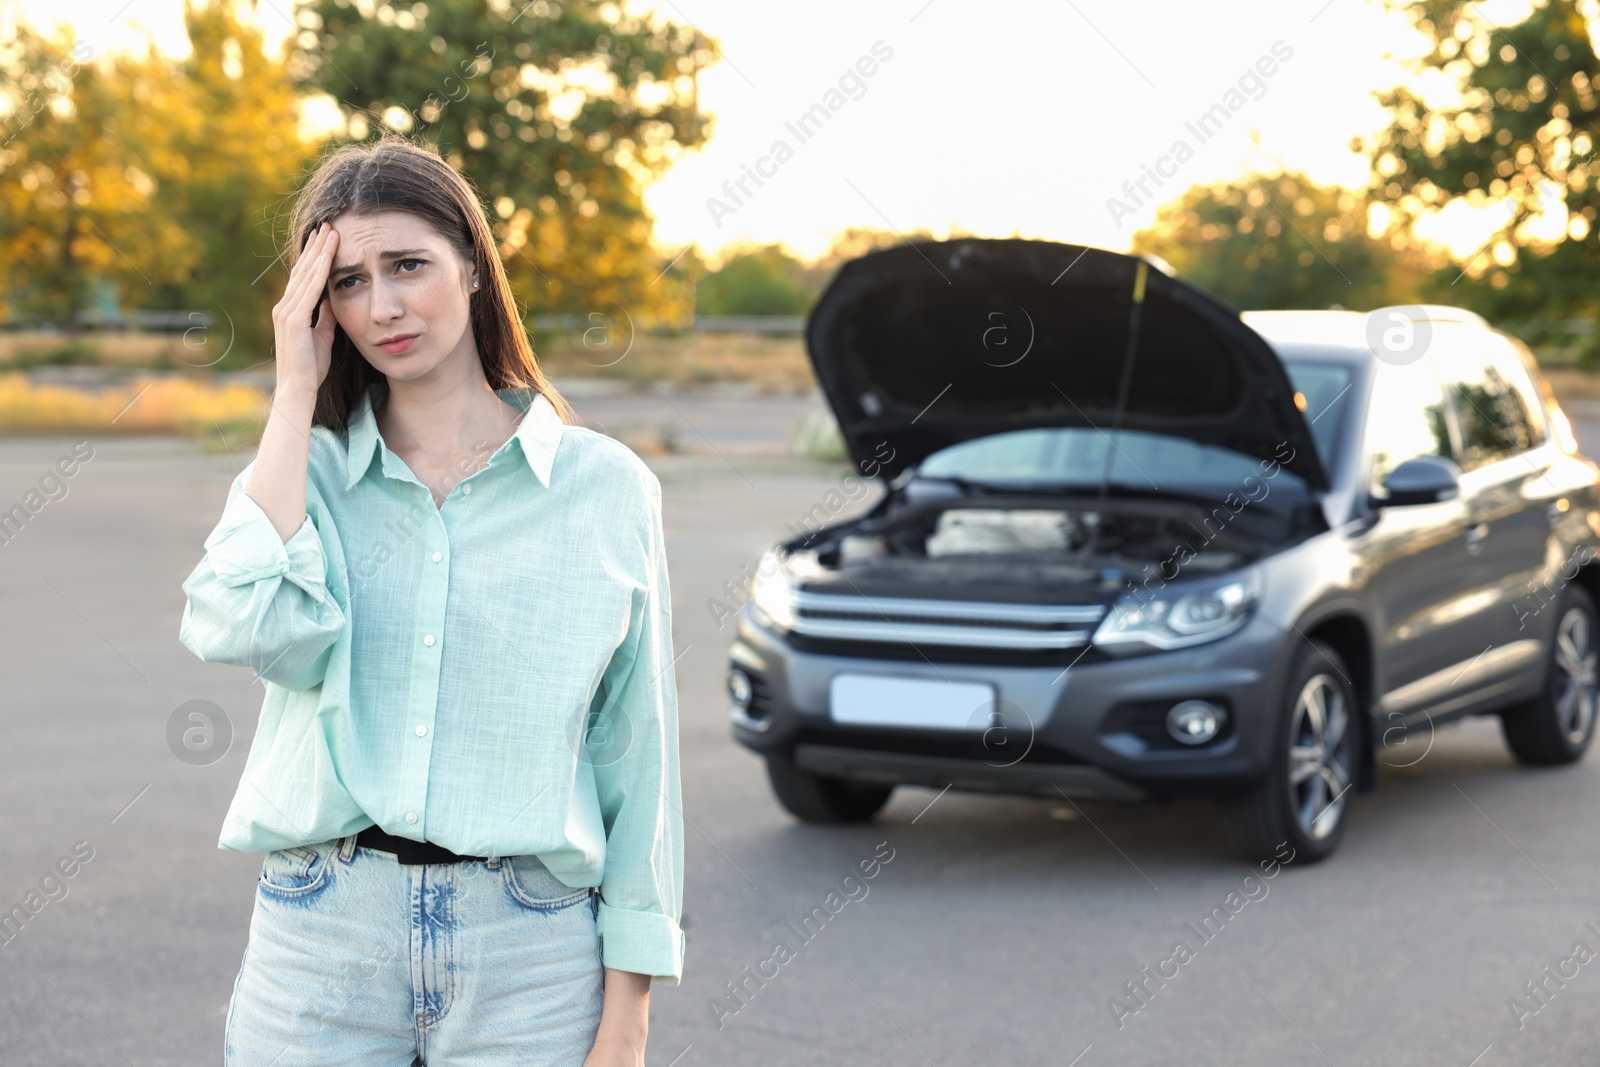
[790,591,1108,651]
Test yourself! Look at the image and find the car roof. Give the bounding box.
[1240,307,1493,365]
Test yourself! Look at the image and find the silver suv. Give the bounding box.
[725,239,1600,864]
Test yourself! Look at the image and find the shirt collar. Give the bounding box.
[344,380,563,491]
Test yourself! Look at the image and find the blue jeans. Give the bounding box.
[223,835,604,1065]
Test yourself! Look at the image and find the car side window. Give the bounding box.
[1445,353,1537,470]
[1364,357,1455,496]
[1490,338,1548,452]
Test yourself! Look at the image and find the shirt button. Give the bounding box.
[432,551,443,563]
[405,811,418,825]
[415,724,428,737]
[462,484,472,495]
[423,634,436,646]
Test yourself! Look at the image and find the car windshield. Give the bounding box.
[1283,359,1353,470]
[914,362,1352,495]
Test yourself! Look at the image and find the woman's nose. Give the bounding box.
[369,277,405,320]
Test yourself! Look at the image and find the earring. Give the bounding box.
[473,281,479,288]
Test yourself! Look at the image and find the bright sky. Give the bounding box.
[10,0,1513,261]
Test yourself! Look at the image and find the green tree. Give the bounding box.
[1131,171,1403,310]
[292,0,714,325]
[695,244,811,315]
[1363,0,1600,348]
[0,2,315,364]
[152,0,321,367]
[0,23,192,329]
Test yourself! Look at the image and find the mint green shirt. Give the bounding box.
[178,380,685,985]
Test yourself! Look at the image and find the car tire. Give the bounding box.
[1223,639,1358,865]
[764,754,894,823]
[1500,583,1600,766]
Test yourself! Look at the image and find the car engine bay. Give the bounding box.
[793,496,1299,595]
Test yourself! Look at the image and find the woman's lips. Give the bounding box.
[378,335,418,354]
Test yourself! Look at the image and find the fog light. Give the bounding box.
[727,668,753,711]
[1167,700,1226,745]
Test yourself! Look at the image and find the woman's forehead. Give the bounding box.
[329,210,438,244]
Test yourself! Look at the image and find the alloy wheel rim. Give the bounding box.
[1288,673,1353,841]
[1552,606,1599,746]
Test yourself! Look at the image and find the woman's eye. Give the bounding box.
[331,260,423,291]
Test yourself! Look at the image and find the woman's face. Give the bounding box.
[323,209,479,382]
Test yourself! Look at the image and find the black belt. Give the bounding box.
[355,824,488,865]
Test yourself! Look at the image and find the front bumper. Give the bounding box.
[792,743,1150,801]
[727,606,1290,801]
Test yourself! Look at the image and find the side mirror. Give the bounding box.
[1377,456,1461,508]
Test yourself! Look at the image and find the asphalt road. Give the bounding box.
[4,389,1600,1066]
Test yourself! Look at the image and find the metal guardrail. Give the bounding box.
[71,310,213,331]
[1507,318,1596,337]
[1,311,215,332]
[691,315,805,335]
[529,314,805,336]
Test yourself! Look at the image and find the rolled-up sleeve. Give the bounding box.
[589,474,686,986]
[178,462,346,692]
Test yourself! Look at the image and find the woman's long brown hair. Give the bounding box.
[280,132,577,433]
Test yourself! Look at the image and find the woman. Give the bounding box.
[178,135,684,1067]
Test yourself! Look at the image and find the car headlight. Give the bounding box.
[1093,572,1260,655]
[749,549,799,630]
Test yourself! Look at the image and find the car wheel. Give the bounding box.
[1223,639,1358,865]
[764,754,894,823]
[1500,584,1600,765]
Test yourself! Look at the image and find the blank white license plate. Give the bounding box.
[829,673,996,731]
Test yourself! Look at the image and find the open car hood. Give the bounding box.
[804,239,1329,490]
